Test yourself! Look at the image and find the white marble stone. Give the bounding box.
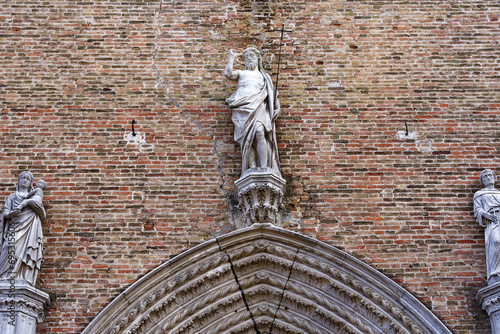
[396,130,417,140]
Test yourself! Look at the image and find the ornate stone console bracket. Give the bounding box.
[477,281,500,333]
[234,168,286,226]
[0,280,50,334]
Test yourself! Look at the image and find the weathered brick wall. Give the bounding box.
[0,0,498,332]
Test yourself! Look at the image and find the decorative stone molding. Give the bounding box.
[477,281,500,333]
[0,280,50,334]
[83,224,451,334]
[234,168,286,226]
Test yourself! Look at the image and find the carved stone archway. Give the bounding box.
[83,224,451,334]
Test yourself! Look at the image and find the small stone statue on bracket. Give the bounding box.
[474,169,500,285]
[224,47,281,176]
[224,47,286,226]
[0,171,46,286]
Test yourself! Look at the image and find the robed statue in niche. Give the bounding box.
[224,47,281,175]
[0,171,46,286]
[474,169,500,285]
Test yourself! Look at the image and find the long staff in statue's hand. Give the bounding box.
[273,24,292,107]
[270,24,292,171]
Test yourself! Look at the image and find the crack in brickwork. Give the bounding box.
[153,0,228,224]
[213,139,227,191]
[152,1,173,106]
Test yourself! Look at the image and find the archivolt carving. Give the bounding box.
[83,224,451,334]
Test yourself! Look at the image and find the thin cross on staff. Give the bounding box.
[271,24,292,105]
[268,24,292,172]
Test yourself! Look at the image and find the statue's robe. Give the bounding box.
[0,192,45,285]
[226,70,280,173]
[474,188,500,284]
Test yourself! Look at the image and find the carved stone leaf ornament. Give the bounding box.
[82,224,451,334]
[0,280,50,334]
[234,170,286,226]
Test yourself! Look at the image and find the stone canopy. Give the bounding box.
[82,224,451,334]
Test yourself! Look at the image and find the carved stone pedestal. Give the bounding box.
[0,280,50,334]
[477,281,500,333]
[235,168,286,226]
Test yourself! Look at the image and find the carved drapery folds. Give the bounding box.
[83,225,451,334]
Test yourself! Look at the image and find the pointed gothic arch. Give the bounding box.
[82,224,451,334]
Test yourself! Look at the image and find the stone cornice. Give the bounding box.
[0,280,50,322]
[477,281,500,315]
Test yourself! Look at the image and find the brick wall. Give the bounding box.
[0,0,498,332]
